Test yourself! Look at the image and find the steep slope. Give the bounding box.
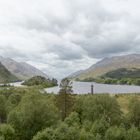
[0,62,19,83]
[68,70,84,78]
[0,56,48,80]
[71,54,140,80]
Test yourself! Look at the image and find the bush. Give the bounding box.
[0,124,15,140]
[76,95,122,125]
[128,98,140,127]
[105,126,126,140]
[8,93,59,140]
[126,126,140,140]
[33,123,79,140]
[90,118,110,137]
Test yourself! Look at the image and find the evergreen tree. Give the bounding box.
[56,78,75,121]
[0,95,6,123]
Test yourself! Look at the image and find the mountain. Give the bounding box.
[0,62,19,83]
[70,54,140,80]
[68,70,84,78]
[0,56,48,80]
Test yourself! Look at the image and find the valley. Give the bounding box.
[0,54,140,140]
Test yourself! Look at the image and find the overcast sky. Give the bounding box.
[0,0,140,78]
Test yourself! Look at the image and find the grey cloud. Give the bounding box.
[0,46,28,60]
[0,0,140,78]
[46,43,85,60]
[74,32,137,58]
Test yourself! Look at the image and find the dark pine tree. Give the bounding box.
[56,78,75,121]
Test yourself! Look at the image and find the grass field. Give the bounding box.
[113,93,140,114]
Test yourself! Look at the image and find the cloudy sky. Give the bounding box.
[0,0,140,78]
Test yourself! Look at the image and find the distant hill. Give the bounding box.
[70,54,140,80]
[103,68,140,79]
[0,56,48,80]
[0,62,19,83]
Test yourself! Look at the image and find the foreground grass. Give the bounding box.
[113,93,140,114]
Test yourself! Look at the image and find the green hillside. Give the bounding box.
[103,68,140,79]
[0,62,19,83]
[97,68,140,85]
[78,68,140,86]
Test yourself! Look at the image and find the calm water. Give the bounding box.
[10,81,24,87]
[0,81,24,87]
[5,81,140,94]
[45,81,140,94]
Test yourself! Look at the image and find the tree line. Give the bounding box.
[0,78,139,140]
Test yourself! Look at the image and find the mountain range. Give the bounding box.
[0,56,48,81]
[70,54,140,80]
[0,62,19,83]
